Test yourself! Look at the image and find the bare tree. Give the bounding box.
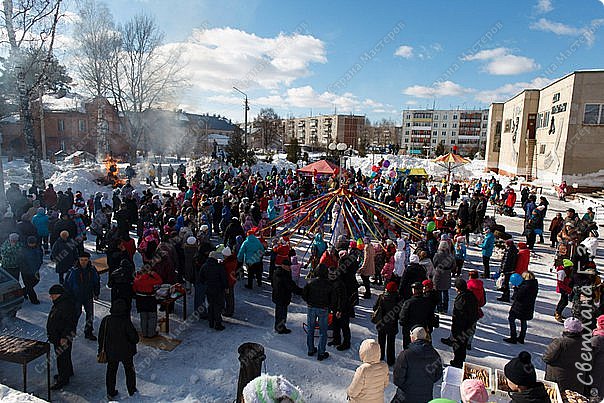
[253,108,282,151]
[72,0,119,158]
[105,13,185,162]
[1,0,64,188]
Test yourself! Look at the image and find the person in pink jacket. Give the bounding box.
[347,339,389,403]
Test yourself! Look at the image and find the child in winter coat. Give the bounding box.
[346,339,389,403]
[222,246,237,317]
[132,269,163,337]
[555,259,574,323]
[454,235,466,277]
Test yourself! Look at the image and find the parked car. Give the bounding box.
[0,267,24,318]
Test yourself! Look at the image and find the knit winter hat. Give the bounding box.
[385,281,398,293]
[504,351,537,387]
[49,284,65,295]
[460,379,489,403]
[8,233,19,242]
[562,259,574,268]
[222,246,232,257]
[37,207,45,214]
[564,317,583,333]
[242,374,305,403]
[594,315,604,336]
[409,254,419,264]
[186,236,197,245]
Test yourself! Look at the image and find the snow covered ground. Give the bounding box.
[0,156,601,402]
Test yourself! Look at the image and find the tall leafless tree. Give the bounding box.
[105,13,185,162]
[72,0,119,158]
[1,0,64,188]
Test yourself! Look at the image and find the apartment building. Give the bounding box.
[401,109,489,156]
[485,70,604,185]
[281,114,366,149]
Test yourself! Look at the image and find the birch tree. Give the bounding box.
[1,0,64,188]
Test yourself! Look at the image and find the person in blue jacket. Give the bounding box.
[266,200,278,237]
[64,251,100,340]
[476,227,495,278]
[237,231,266,289]
[32,207,50,253]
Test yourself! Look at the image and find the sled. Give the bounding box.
[302,313,334,338]
[138,333,181,351]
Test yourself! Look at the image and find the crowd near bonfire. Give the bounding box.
[0,155,602,403]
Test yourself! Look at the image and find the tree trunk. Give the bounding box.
[18,71,45,189]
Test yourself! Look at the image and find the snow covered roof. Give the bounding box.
[42,93,88,113]
[0,114,20,123]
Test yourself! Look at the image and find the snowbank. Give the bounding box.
[2,159,63,187]
[0,384,46,403]
[46,167,112,196]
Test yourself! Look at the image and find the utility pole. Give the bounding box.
[39,87,47,160]
[233,86,249,159]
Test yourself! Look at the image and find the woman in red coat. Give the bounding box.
[222,247,237,316]
[515,242,531,274]
[466,270,486,350]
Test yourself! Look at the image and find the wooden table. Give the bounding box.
[158,293,187,334]
[0,335,51,401]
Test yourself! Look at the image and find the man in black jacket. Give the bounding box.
[199,251,228,330]
[441,278,478,368]
[303,264,333,361]
[46,284,77,390]
[498,239,518,302]
[98,299,139,398]
[328,266,352,351]
[272,262,302,334]
[399,282,434,348]
[392,326,443,403]
[399,259,427,302]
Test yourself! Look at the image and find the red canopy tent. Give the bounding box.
[297,159,340,176]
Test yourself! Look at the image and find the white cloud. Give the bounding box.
[529,18,604,46]
[536,0,553,13]
[363,98,384,108]
[462,47,539,75]
[474,77,554,103]
[161,27,327,93]
[394,45,413,58]
[403,81,473,98]
[405,100,418,105]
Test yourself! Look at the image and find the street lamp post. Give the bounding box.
[329,142,348,184]
[233,86,249,161]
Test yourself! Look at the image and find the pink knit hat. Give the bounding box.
[460,379,489,403]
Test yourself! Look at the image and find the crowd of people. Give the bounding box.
[0,158,603,401]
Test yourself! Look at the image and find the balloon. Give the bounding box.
[357,239,364,249]
[426,221,436,232]
[383,160,390,168]
[371,165,379,172]
[389,170,396,178]
[510,273,524,287]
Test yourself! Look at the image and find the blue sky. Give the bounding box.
[98,0,604,123]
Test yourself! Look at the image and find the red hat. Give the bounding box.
[385,281,398,293]
[247,227,258,236]
[422,279,434,289]
[349,241,357,249]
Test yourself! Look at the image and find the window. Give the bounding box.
[406,114,411,119]
[432,131,437,136]
[540,144,546,154]
[433,114,439,120]
[442,123,447,128]
[441,131,446,136]
[405,130,410,135]
[504,119,512,132]
[451,131,456,136]
[482,131,486,136]
[433,122,438,128]
[452,123,457,128]
[432,139,437,143]
[404,138,409,143]
[405,122,411,127]
[482,122,487,128]
[442,114,448,120]
[552,93,560,103]
[453,114,458,120]
[583,103,602,124]
[451,140,455,144]
[57,119,64,132]
[441,140,445,144]
[78,119,86,132]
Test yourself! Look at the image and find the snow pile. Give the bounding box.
[2,159,63,187]
[0,384,46,403]
[47,167,112,196]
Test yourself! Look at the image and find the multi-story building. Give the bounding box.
[281,114,366,149]
[401,108,489,156]
[485,70,604,185]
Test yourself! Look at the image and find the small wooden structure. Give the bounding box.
[0,335,51,401]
